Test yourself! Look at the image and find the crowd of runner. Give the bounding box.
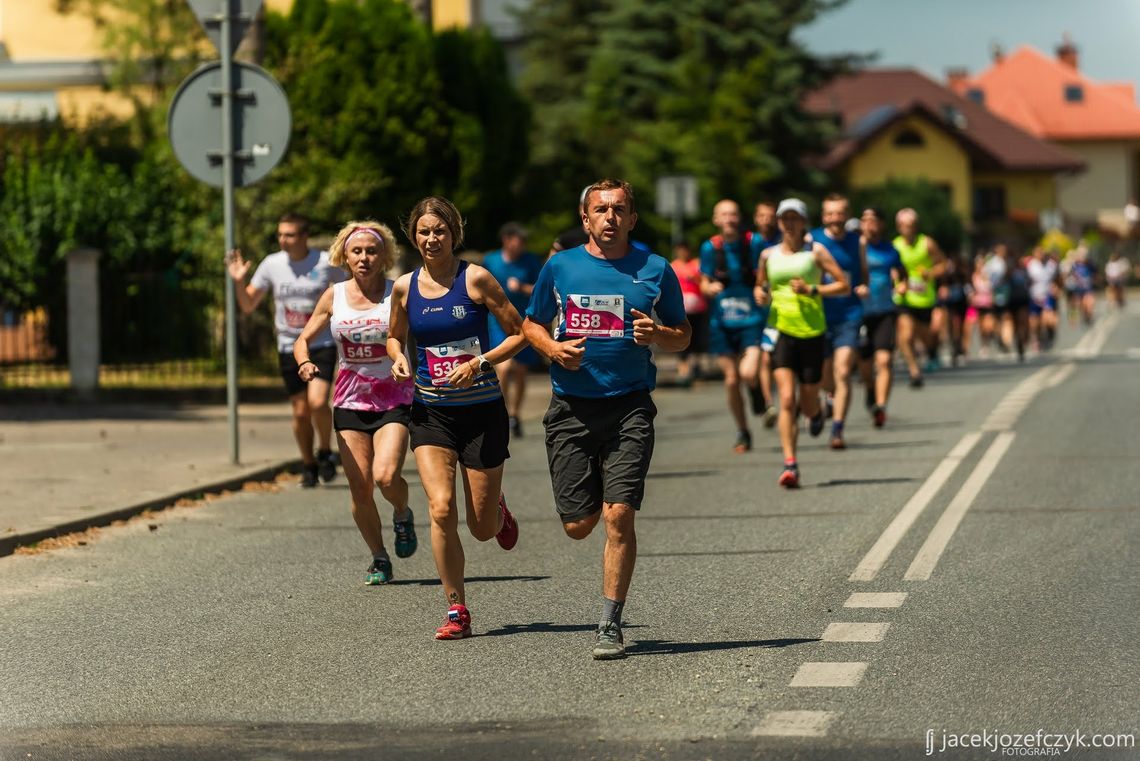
[225,179,1128,658]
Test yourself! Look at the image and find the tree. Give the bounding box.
[850,178,966,253]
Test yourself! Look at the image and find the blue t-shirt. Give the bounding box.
[527,245,687,399]
[483,249,542,331]
[811,227,863,324]
[863,239,903,315]
[699,235,762,329]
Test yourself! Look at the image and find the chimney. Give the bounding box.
[946,67,969,90]
[991,42,1004,64]
[1057,34,1079,70]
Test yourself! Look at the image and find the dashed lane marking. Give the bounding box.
[752,710,838,737]
[821,622,891,642]
[844,592,907,608]
[790,662,868,688]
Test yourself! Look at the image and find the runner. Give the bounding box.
[934,251,970,366]
[969,252,999,357]
[754,199,850,488]
[387,196,523,640]
[857,207,903,428]
[811,193,867,450]
[294,221,417,585]
[893,208,947,388]
[1069,245,1097,324]
[522,178,690,660]
[753,201,782,428]
[482,222,544,437]
[226,213,347,487]
[1105,250,1130,310]
[1026,246,1060,351]
[700,199,765,452]
[671,241,708,386]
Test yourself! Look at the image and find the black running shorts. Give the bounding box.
[771,333,825,385]
[861,312,897,359]
[543,390,657,523]
[334,405,411,434]
[409,398,510,470]
[280,345,336,397]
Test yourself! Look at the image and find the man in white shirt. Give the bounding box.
[227,213,347,487]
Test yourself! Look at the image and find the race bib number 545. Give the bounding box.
[425,336,482,386]
[565,294,624,338]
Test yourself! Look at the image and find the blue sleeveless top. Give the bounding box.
[407,260,501,406]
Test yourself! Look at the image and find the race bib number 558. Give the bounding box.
[425,336,482,386]
[565,294,624,338]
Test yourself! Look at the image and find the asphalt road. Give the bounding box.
[1,307,1137,761]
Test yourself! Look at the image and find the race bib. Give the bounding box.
[425,336,481,386]
[341,326,388,364]
[565,294,625,338]
[907,276,927,293]
[283,305,313,328]
[720,296,752,322]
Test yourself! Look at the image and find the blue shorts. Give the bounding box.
[824,316,861,357]
[708,322,762,356]
[1029,296,1056,316]
[489,320,541,367]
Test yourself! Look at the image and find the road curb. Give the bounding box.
[0,458,301,558]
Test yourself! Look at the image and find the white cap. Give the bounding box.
[776,198,809,221]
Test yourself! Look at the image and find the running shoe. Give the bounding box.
[317,449,337,483]
[733,429,752,453]
[762,406,778,429]
[923,357,941,373]
[434,604,472,640]
[829,432,846,450]
[300,462,319,489]
[778,463,800,489]
[748,386,766,416]
[809,412,825,437]
[909,375,925,389]
[872,405,887,429]
[495,494,518,551]
[508,416,523,438]
[365,555,393,585]
[592,622,626,660]
[393,508,418,559]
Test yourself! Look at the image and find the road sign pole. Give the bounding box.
[220,0,240,465]
[672,182,684,246]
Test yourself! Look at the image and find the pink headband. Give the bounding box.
[346,227,384,245]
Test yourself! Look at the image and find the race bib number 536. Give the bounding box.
[425,336,482,386]
[565,294,624,338]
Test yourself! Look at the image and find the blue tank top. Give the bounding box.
[407,260,501,406]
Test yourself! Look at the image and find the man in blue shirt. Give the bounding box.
[483,222,544,438]
[811,193,868,450]
[523,178,690,661]
[858,207,903,428]
[700,199,766,453]
[752,200,782,430]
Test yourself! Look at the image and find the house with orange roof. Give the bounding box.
[949,39,1140,227]
[804,68,1083,233]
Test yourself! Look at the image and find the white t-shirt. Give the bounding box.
[250,249,347,352]
[1026,258,1058,302]
[1105,258,1130,283]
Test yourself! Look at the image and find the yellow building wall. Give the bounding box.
[845,115,973,221]
[973,171,1057,215]
[431,0,474,28]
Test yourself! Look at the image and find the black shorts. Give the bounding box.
[409,398,510,469]
[543,390,657,523]
[860,312,897,359]
[280,345,336,396]
[900,306,933,324]
[771,333,825,385]
[334,405,411,434]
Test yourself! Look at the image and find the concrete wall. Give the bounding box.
[1054,140,1139,222]
[845,114,973,220]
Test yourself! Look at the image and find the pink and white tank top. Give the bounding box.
[331,281,414,412]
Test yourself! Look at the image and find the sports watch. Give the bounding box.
[476,355,494,373]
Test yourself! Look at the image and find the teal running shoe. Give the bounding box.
[365,556,393,585]
[393,509,418,559]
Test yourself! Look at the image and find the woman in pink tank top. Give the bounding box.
[294,221,417,586]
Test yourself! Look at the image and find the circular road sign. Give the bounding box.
[168,61,291,188]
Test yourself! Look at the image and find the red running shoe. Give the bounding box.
[495,493,518,551]
[778,463,800,489]
[872,405,887,429]
[434,604,472,640]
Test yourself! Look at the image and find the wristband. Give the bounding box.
[297,359,316,374]
[810,285,819,297]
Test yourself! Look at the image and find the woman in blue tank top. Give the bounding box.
[387,196,527,641]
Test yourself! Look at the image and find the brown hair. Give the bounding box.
[278,212,310,234]
[404,196,465,252]
[328,220,398,272]
[582,178,636,214]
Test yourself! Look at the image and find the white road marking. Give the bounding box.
[848,432,982,582]
[1065,312,1122,358]
[904,432,1017,581]
[1046,362,1075,387]
[822,622,891,642]
[790,662,868,687]
[844,592,908,608]
[981,365,1057,431]
[752,710,838,737]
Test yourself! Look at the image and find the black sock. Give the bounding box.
[600,598,624,628]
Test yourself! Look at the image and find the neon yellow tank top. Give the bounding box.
[892,234,936,308]
[766,243,825,338]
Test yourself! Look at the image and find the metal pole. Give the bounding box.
[672,182,684,246]
[221,0,240,465]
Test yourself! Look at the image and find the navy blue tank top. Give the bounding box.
[407,260,501,406]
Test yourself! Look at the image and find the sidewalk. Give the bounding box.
[0,375,562,556]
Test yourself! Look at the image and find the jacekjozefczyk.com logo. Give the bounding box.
[925,729,1136,756]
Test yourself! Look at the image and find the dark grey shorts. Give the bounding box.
[542,390,657,523]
